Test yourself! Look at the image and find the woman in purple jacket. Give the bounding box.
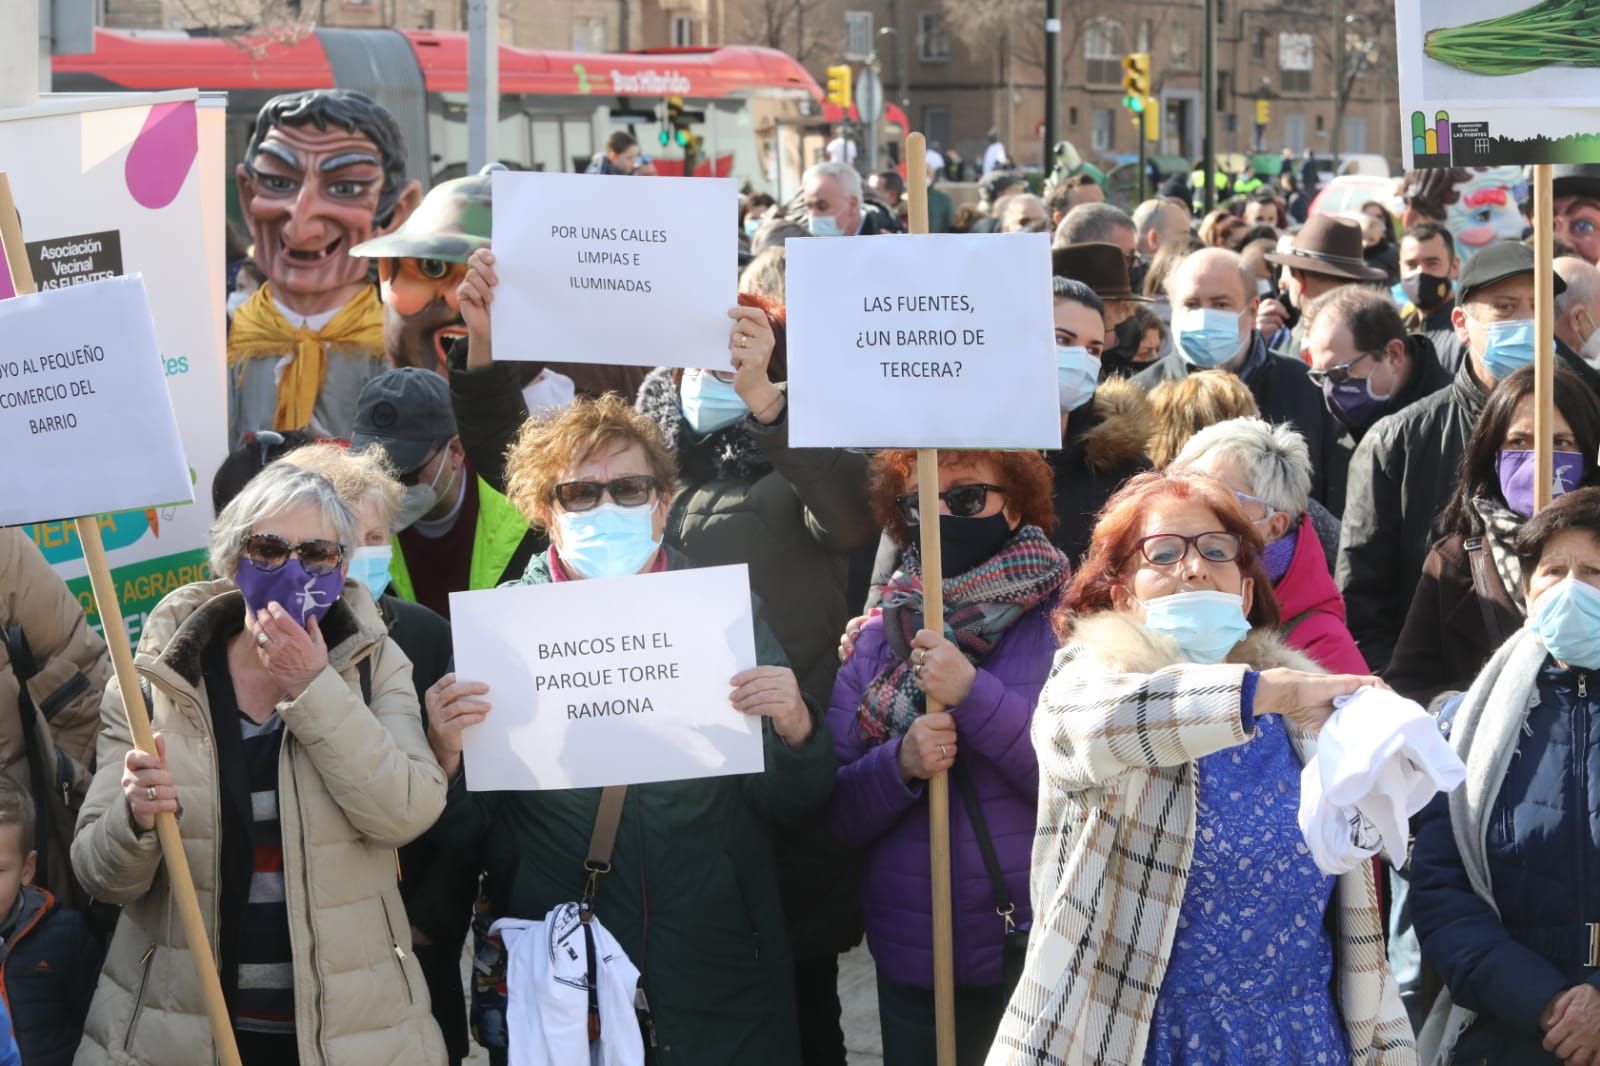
[828,447,1069,1066]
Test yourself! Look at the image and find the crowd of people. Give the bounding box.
[13,110,1600,1066]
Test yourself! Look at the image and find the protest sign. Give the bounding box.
[784,231,1059,449]
[0,275,192,524]
[452,564,763,791]
[1398,0,1600,168]
[490,170,738,370]
[0,93,228,641]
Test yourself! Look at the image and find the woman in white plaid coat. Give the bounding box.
[987,471,1416,1066]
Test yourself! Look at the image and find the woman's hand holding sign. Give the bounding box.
[458,248,497,369]
[730,666,812,746]
[426,672,493,779]
[728,306,785,425]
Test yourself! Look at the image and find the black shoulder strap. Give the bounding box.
[1463,538,1512,647]
[3,625,54,875]
[1280,609,1318,640]
[357,657,372,705]
[951,763,1015,930]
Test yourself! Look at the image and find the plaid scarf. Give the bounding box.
[1470,495,1527,613]
[856,524,1068,742]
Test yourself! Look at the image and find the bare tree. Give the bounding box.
[164,0,316,56]
[942,0,1177,79]
[740,0,837,66]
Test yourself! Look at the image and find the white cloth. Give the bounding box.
[825,137,858,165]
[523,370,577,416]
[982,141,1009,174]
[1297,686,1466,875]
[491,905,644,1066]
[924,147,945,174]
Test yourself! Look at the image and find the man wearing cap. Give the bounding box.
[351,367,539,619]
[1257,215,1388,361]
[1132,247,1343,508]
[1336,241,1582,671]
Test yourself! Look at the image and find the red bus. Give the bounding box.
[53,28,839,202]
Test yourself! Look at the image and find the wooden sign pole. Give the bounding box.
[903,133,957,1066]
[1533,163,1556,514]
[0,172,244,1066]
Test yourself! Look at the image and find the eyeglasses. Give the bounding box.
[1232,491,1278,523]
[1133,531,1242,567]
[240,533,346,576]
[554,475,659,512]
[895,483,1005,525]
[1306,350,1376,388]
[400,449,442,488]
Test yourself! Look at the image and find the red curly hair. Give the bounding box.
[1053,470,1280,640]
[870,449,1057,548]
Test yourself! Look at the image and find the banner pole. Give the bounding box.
[0,172,244,1066]
[1534,163,1555,513]
[903,132,957,1066]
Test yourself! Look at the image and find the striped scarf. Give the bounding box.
[856,524,1068,742]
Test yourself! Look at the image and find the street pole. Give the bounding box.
[1044,0,1060,170]
[467,0,499,173]
[1331,0,1345,171]
[1203,0,1216,213]
[2,0,41,108]
[1138,119,1147,203]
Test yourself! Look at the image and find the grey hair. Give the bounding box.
[1170,416,1312,521]
[207,463,357,580]
[1556,256,1600,319]
[1164,246,1256,306]
[1001,193,1047,230]
[802,160,863,203]
[1131,199,1170,246]
[1057,202,1135,246]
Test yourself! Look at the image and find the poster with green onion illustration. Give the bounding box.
[1399,0,1600,169]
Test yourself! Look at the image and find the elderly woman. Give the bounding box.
[71,463,448,1066]
[831,449,1068,1065]
[423,394,836,1065]
[1412,487,1600,1065]
[991,471,1413,1065]
[1171,417,1367,674]
[1388,366,1600,708]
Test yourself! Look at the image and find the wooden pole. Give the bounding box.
[904,132,957,1066]
[0,172,244,1066]
[1534,163,1556,514]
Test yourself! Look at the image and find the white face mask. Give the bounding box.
[395,451,452,530]
[1581,310,1600,366]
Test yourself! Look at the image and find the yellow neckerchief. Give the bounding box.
[227,282,384,431]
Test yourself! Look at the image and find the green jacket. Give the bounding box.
[927,186,955,233]
[433,548,836,1066]
[388,476,535,602]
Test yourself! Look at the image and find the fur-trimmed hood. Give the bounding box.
[1080,377,1154,474]
[1063,609,1325,676]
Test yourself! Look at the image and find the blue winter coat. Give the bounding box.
[1412,660,1600,1063]
[0,884,101,1066]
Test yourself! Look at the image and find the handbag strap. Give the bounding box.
[2,625,58,877]
[1464,538,1512,648]
[951,763,1015,933]
[581,784,628,1043]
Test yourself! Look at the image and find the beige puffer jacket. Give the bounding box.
[70,578,449,1066]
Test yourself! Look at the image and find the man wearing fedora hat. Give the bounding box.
[1051,242,1148,346]
[1259,215,1388,362]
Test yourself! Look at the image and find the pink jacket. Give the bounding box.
[1276,513,1369,675]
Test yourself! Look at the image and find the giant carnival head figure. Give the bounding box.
[236,89,422,314]
[351,165,494,371]
[1401,166,1528,262]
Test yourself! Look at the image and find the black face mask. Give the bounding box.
[907,512,1015,579]
[1401,271,1452,311]
[1099,315,1148,380]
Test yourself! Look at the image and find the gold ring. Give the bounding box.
[145,787,157,802]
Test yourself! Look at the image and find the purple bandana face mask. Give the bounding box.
[1495,449,1586,519]
[234,556,346,626]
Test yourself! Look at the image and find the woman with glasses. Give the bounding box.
[1170,417,1367,675]
[422,394,836,1066]
[1388,365,1600,708]
[72,463,449,1066]
[829,448,1068,1065]
[990,470,1413,1066]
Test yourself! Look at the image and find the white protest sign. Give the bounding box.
[0,274,192,525]
[785,232,1059,449]
[490,171,738,369]
[452,564,763,791]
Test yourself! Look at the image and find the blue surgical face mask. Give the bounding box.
[348,544,394,602]
[1057,345,1101,413]
[809,213,845,238]
[1471,315,1538,381]
[681,370,750,434]
[1138,589,1252,664]
[1171,306,1245,369]
[743,216,763,238]
[555,502,662,579]
[1531,577,1600,670]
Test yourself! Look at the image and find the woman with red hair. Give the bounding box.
[829,448,1068,1065]
[989,471,1414,1066]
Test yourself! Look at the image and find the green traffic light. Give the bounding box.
[1123,95,1145,112]
[675,129,688,147]
[659,130,670,147]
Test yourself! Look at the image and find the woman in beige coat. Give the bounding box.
[70,464,448,1066]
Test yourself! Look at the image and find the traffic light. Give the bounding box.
[661,96,703,151]
[1255,98,1270,126]
[825,65,853,109]
[1143,97,1160,142]
[661,96,683,147]
[1121,52,1150,111]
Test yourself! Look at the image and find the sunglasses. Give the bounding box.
[1133,531,1242,567]
[240,533,346,576]
[554,475,659,512]
[895,483,1005,525]
[1232,491,1278,524]
[1306,350,1375,388]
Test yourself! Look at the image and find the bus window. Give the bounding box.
[499,104,532,171]
[532,119,561,173]
[565,118,595,172]
[706,101,758,183]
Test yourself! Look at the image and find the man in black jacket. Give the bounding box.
[1336,241,1578,671]
[1133,246,1346,510]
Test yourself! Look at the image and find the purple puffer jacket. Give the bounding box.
[827,600,1057,989]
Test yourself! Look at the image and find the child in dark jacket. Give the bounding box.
[0,780,101,1066]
